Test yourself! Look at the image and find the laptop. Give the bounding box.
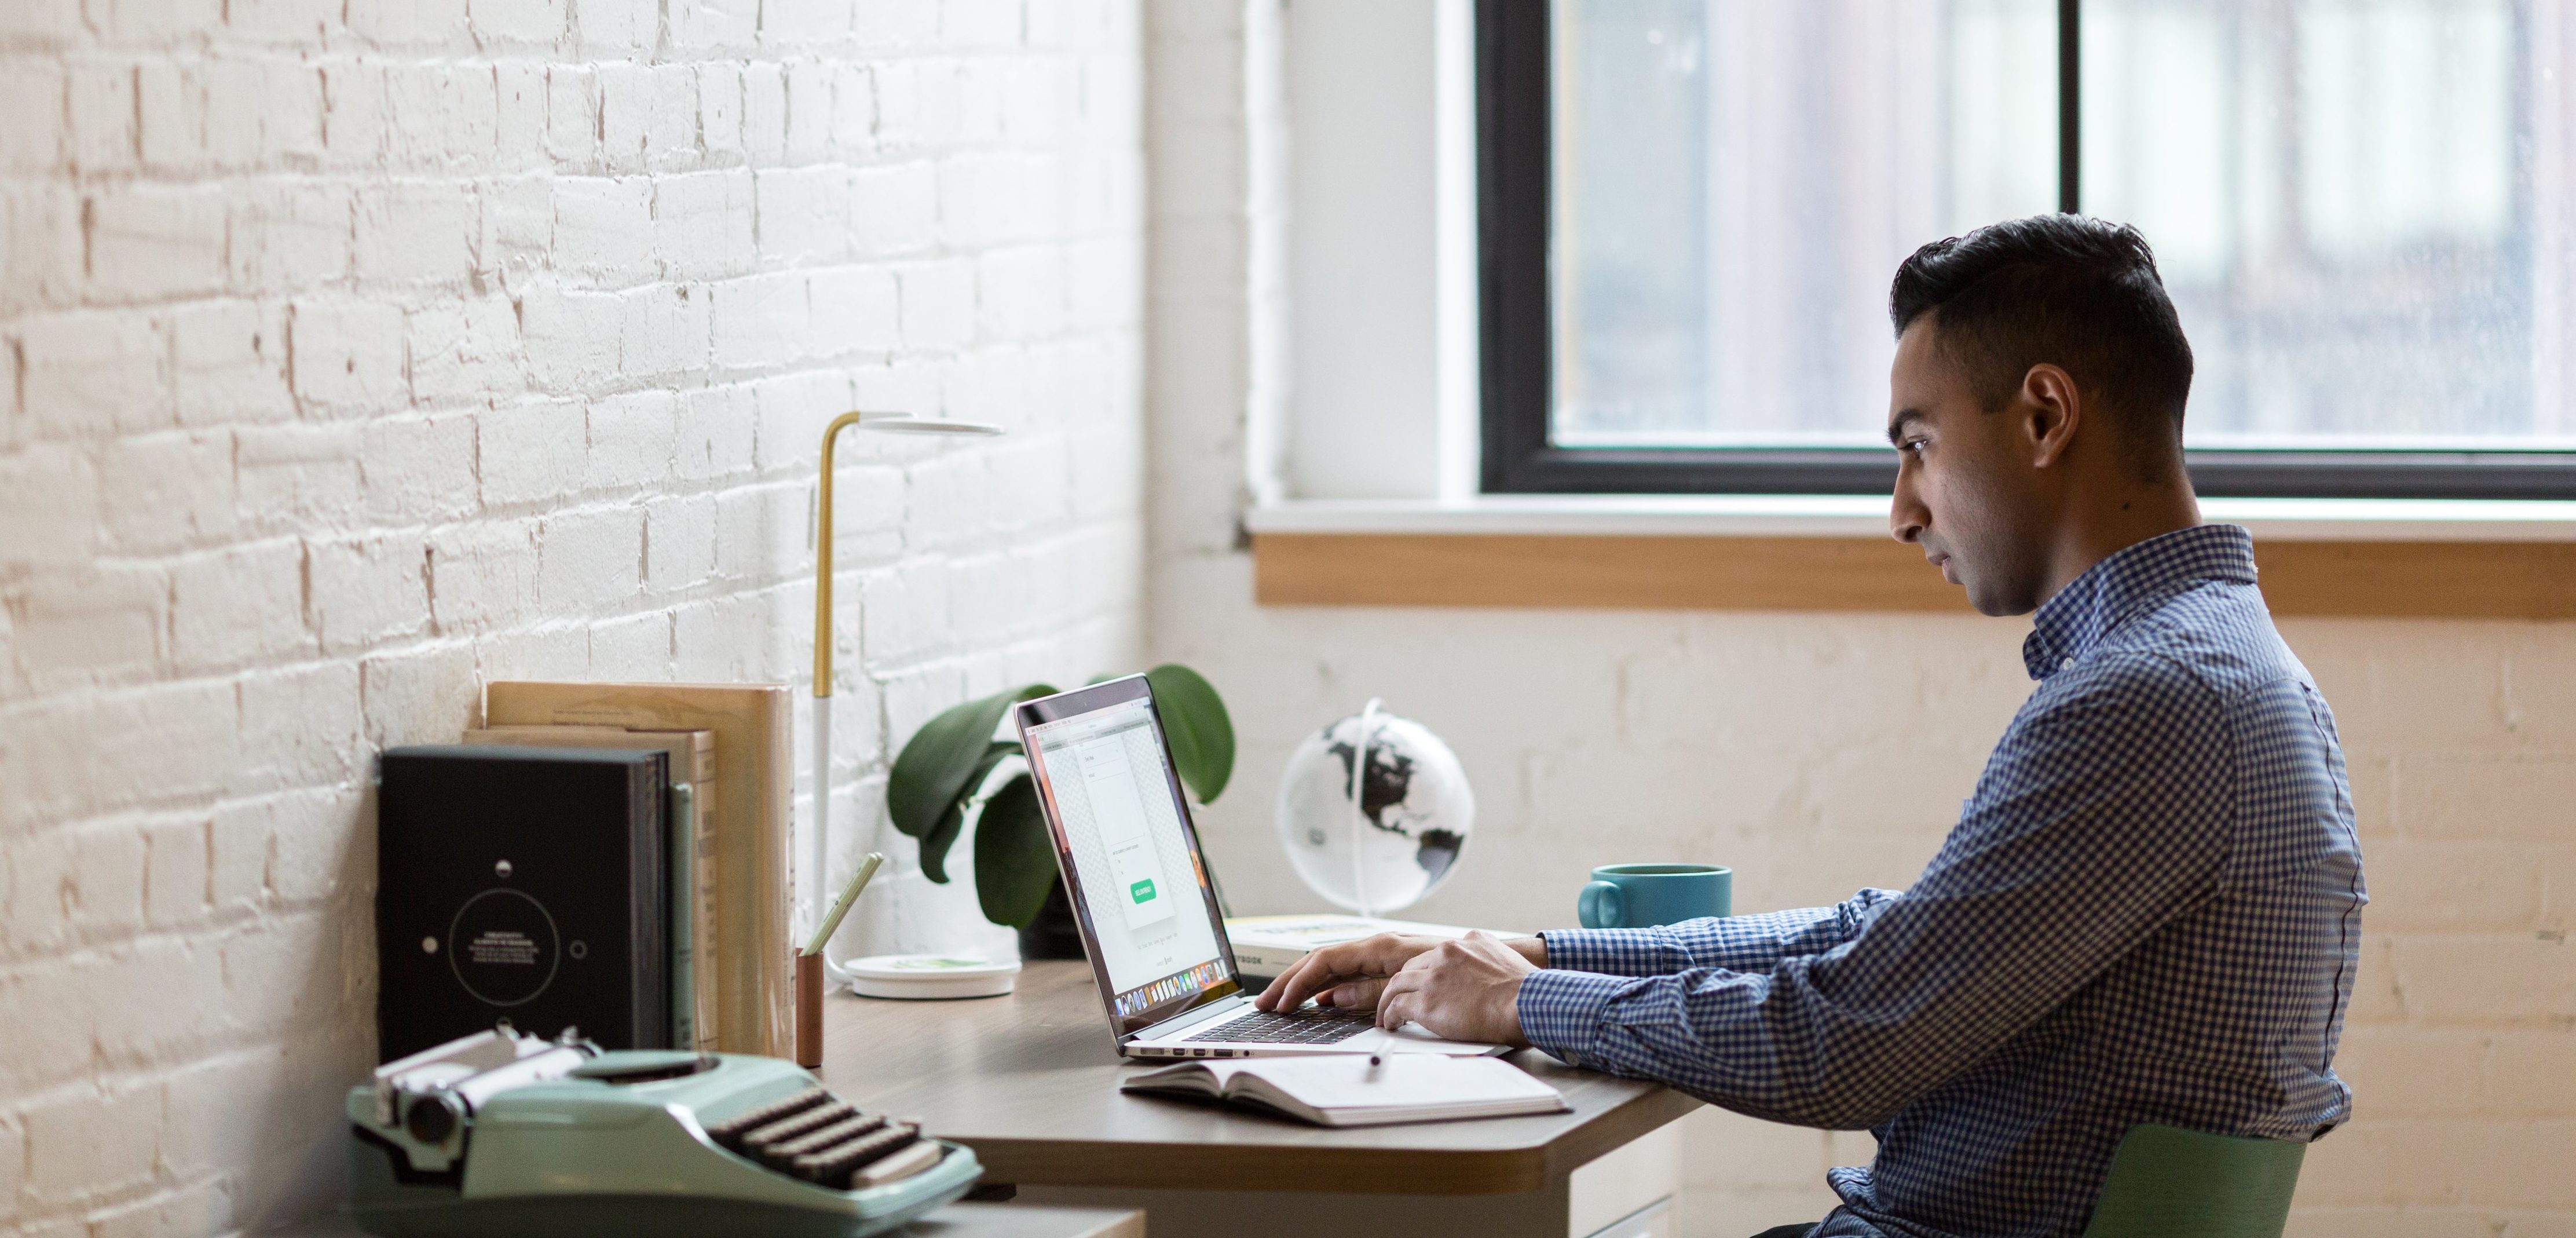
[1013,677,1503,1060]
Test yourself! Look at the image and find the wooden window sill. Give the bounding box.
[1246,498,2576,619]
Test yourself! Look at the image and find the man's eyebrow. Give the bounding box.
[1886,409,1925,447]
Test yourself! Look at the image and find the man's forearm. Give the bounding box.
[1538,890,1900,978]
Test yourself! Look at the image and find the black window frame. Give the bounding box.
[1477,0,2576,500]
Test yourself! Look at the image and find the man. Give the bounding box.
[1257,215,2366,1238]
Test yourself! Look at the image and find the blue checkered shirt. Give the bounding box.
[1518,524,2366,1238]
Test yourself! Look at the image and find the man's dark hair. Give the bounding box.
[1890,215,2194,466]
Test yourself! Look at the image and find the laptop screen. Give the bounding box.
[1018,682,1238,1035]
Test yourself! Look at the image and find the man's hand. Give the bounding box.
[1256,933,1445,1013]
[1373,932,1538,1047]
[1255,932,1550,1017]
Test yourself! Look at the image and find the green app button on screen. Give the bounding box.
[1129,879,1156,904]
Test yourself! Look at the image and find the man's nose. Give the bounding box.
[1890,484,1926,545]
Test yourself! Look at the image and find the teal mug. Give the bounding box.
[1578,863,1732,929]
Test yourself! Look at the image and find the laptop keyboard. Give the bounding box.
[1182,1005,1377,1045]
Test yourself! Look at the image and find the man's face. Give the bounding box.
[1886,318,2053,616]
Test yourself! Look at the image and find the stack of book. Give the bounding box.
[373,682,798,1062]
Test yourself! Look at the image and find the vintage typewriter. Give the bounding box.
[346,1027,980,1237]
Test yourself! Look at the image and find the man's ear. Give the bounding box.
[2020,363,2081,468]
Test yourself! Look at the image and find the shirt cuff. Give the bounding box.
[1540,926,1688,976]
[1516,967,1636,1067]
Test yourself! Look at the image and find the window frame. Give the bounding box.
[1476,0,2576,500]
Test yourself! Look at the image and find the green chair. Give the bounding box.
[2081,1123,2308,1238]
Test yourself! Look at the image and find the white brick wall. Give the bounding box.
[1143,7,2575,1237]
[0,2,1146,1233]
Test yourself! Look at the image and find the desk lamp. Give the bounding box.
[808,411,1003,963]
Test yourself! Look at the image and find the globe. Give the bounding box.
[1275,702,1476,915]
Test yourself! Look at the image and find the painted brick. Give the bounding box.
[226,182,352,294]
[0,62,66,172]
[756,166,855,265]
[742,61,787,165]
[2,186,87,315]
[384,65,498,173]
[97,430,238,557]
[408,294,525,406]
[852,162,939,257]
[645,492,719,591]
[223,0,342,45]
[898,260,975,350]
[597,63,697,174]
[354,181,479,286]
[978,247,1068,341]
[2399,754,2576,843]
[425,519,537,631]
[537,503,645,609]
[236,662,364,795]
[712,271,810,369]
[780,60,833,163]
[317,65,389,168]
[171,298,294,426]
[477,398,583,507]
[90,0,225,43]
[586,389,679,492]
[616,282,713,381]
[11,562,168,692]
[653,169,756,280]
[572,0,652,56]
[811,266,901,353]
[676,385,758,480]
[668,0,758,54]
[287,299,407,411]
[234,422,362,535]
[553,176,656,282]
[21,1083,158,1208]
[67,63,138,176]
[698,64,746,160]
[467,0,565,46]
[144,817,211,929]
[2391,934,2576,1027]
[544,65,598,165]
[309,533,427,653]
[764,0,854,48]
[518,282,623,392]
[170,539,311,674]
[20,309,169,437]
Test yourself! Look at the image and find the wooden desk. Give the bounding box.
[280,1201,1140,1238]
[821,962,1702,1238]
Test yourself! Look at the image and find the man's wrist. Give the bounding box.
[1512,935,1549,968]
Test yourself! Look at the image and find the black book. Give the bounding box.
[376,745,668,1061]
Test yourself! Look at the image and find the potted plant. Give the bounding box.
[885,665,1235,958]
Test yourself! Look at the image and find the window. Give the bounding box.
[1479,0,2576,498]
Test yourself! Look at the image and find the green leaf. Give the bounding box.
[1146,664,1234,804]
[888,689,1022,840]
[918,742,1015,883]
[973,774,1059,928]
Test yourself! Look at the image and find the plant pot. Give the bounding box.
[1015,877,1086,961]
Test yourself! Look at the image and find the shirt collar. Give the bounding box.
[2022,524,2257,680]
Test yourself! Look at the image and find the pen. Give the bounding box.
[802,852,884,957]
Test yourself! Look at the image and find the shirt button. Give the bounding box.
[2059,657,2075,670]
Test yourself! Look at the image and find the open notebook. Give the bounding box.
[1121,1053,1568,1127]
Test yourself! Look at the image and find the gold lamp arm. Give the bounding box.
[813,411,865,700]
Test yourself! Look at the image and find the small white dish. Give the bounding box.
[843,954,1022,1000]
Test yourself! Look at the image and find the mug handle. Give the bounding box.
[1578,881,1626,929]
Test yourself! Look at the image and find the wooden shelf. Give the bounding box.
[1252,531,2576,619]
